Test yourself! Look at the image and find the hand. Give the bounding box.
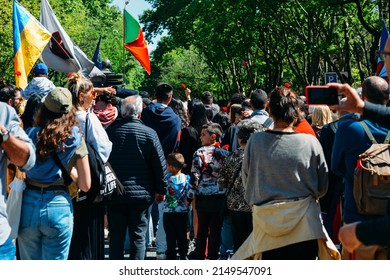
[338,222,362,253]
[240,110,252,119]
[185,88,191,100]
[94,87,116,96]
[327,83,364,115]
[155,193,165,204]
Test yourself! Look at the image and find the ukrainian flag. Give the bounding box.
[13,0,51,89]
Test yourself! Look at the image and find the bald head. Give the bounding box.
[361,76,389,105]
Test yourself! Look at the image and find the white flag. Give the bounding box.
[40,0,95,73]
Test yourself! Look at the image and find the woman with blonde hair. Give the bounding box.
[66,72,112,260]
[311,105,333,139]
[18,87,91,260]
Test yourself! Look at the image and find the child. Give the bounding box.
[163,153,191,260]
[188,122,230,260]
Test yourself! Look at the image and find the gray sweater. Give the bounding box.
[243,131,328,206]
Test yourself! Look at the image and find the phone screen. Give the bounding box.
[305,86,339,105]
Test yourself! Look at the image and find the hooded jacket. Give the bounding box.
[21,77,55,100]
[141,103,181,156]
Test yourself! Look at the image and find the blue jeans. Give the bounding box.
[0,236,16,260]
[155,202,167,253]
[219,215,234,256]
[18,189,74,260]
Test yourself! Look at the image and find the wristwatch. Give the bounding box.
[0,130,10,146]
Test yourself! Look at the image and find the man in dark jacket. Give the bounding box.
[141,83,182,156]
[141,83,181,258]
[106,95,167,260]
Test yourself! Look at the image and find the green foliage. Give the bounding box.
[142,0,387,99]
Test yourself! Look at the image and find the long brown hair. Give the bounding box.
[34,105,79,160]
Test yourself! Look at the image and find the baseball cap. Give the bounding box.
[43,87,73,114]
[33,63,48,75]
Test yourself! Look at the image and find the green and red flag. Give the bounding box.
[124,10,151,75]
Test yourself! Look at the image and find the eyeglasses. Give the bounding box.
[379,51,390,60]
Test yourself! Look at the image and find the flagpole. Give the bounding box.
[123,0,129,86]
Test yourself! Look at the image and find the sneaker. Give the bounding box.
[156,252,167,260]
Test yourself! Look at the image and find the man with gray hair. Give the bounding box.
[105,95,167,260]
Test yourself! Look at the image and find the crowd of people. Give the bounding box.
[2,38,390,260]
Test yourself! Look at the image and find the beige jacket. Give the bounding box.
[231,196,340,260]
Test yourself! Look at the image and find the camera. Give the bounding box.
[305,86,339,105]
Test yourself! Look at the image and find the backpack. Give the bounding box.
[353,121,390,216]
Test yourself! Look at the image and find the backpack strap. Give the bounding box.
[262,117,273,128]
[360,121,390,144]
[360,121,378,144]
[52,153,73,187]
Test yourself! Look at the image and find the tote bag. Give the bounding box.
[6,176,26,240]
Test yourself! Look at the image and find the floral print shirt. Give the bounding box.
[218,147,251,212]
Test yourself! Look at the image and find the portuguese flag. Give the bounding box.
[124,10,151,75]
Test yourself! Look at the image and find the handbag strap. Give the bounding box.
[52,153,73,186]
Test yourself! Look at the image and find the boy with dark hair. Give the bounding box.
[188,122,230,259]
[163,153,190,260]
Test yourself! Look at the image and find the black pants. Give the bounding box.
[68,201,105,260]
[107,202,151,260]
[196,210,223,260]
[229,210,252,253]
[163,212,188,259]
[262,239,318,260]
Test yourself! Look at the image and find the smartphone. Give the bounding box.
[305,86,339,105]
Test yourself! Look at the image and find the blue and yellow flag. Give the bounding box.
[13,0,51,89]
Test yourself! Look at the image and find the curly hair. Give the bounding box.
[66,72,93,107]
[34,105,80,161]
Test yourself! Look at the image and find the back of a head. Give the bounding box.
[121,95,143,118]
[268,86,299,123]
[155,83,173,103]
[311,105,332,128]
[188,98,209,130]
[0,83,17,103]
[67,72,93,107]
[212,111,231,132]
[250,89,268,110]
[166,152,185,171]
[201,91,213,105]
[362,76,389,105]
[237,119,263,144]
[229,93,246,105]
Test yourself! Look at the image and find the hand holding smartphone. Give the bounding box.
[305,86,339,105]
